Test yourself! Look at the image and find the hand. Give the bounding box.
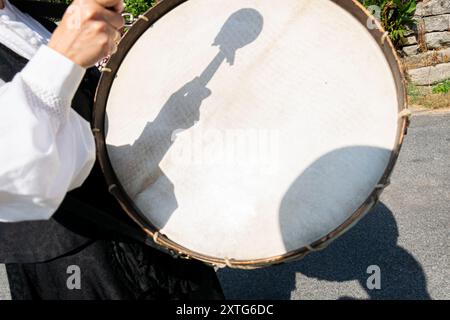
[48,0,125,68]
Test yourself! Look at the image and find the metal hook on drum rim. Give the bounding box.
[122,13,136,28]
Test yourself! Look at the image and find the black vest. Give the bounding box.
[0,14,144,263]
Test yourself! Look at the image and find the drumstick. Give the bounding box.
[195,8,264,88]
[196,51,226,88]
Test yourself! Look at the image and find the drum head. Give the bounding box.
[94,0,407,267]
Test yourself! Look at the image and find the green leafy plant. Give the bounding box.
[432,80,450,94]
[124,0,156,17]
[359,0,417,46]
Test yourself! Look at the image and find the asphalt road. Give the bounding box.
[218,109,450,300]
[0,110,448,300]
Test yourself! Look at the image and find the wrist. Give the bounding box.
[48,38,84,68]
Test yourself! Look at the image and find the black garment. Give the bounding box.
[6,241,224,300]
[0,11,224,299]
[10,1,68,21]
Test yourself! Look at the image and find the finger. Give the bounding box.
[98,6,124,29]
[110,41,119,55]
[113,1,124,13]
[113,29,121,42]
[104,26,121,54]
[108,31,120,55]
[94,0,124,12]
[103,23,120,39]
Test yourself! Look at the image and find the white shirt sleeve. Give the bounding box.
[0,45,96,222]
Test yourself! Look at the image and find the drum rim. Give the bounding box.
[93,0,410,269]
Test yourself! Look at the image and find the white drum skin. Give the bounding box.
[104,0,400,261]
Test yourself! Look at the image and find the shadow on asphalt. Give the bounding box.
[218,202,431,300]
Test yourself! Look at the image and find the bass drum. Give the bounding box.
[93,0,410,269]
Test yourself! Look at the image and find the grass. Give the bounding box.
[408,80,450,109]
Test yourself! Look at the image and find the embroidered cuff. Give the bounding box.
[21,45,86,110]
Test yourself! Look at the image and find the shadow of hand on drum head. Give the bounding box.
[107,8,264,228]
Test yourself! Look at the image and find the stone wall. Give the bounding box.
[401,0,450,86]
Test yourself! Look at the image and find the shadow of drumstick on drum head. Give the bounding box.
[107,9,264,228]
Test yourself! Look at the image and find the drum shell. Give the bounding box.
[93,0,409,269]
